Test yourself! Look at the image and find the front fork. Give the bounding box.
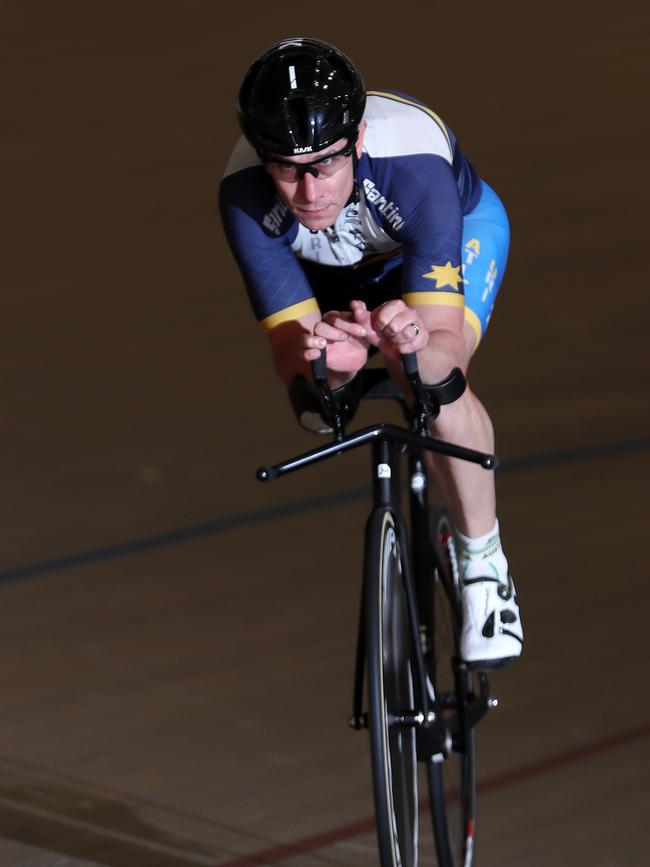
[349,447,495,758]
[349,442,437,738]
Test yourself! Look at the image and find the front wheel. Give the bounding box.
[427,508,477,867]
[365,508,419,867]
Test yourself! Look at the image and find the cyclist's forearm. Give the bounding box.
[272,351,312,386]
[268,312,322,385]
[416,327,466,382]
[272,344,359,389]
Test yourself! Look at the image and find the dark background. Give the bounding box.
[0,2,648,865]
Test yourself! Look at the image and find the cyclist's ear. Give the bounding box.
[355,122,367,158]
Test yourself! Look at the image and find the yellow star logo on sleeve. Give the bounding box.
[421,261,463,291]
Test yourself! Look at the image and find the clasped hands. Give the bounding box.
[301,299,429,373]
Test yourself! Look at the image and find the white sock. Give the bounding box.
[458,520,509,582]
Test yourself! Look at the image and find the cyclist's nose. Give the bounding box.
[297,170,318,202]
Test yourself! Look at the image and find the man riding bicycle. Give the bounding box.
[219,37,523,669]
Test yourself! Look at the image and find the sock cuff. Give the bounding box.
[458,520,500,558]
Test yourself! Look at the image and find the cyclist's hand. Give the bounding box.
[370,299,429,358]
[349,300,381,347]
[300,310,368,373]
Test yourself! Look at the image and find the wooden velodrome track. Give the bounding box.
[2,2,649,865]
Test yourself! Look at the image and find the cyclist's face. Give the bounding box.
[266,123,366,231]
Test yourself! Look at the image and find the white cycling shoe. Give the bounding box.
[460,574,523,670]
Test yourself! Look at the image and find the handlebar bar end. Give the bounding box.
[482,455,498,470]
[401,351,418,376]
[311,347,327,382]
[256,466,277,482]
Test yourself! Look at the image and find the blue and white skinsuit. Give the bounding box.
[220,90,510,345]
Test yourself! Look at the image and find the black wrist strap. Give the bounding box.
[424,367,466,406]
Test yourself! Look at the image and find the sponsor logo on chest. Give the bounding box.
[362,179,405,232]
[262,198,289,236]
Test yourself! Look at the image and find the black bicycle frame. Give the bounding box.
[353,434,439,750]
[256,354,496,760]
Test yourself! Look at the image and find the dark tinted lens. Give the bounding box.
[266,140,354,181]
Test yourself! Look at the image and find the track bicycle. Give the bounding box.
[256,351,499,867]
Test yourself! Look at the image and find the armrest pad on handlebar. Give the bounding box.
[424,367,467,406]
[288,372,364,434]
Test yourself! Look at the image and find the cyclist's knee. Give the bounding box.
[428,385,494,445]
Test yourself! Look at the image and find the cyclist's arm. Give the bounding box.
[376,154,468,379]
[220,168,368,388]
[266,311,321,385]
[268,309,368,389]
[376,301,466,379]
[346,297,462,386]
[415,306,467,378]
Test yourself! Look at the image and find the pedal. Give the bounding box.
[477,671,498,712]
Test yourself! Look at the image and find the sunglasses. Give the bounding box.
[262,136,357,182]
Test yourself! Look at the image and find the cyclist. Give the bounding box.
[219,37,523,669]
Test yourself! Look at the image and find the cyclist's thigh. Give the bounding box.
[461,180,511,349]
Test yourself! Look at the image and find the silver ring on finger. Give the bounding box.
[409,321,420,337]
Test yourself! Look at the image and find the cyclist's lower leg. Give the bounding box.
[424,388,523,668]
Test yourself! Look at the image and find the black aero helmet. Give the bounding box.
[237,37,366,156]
